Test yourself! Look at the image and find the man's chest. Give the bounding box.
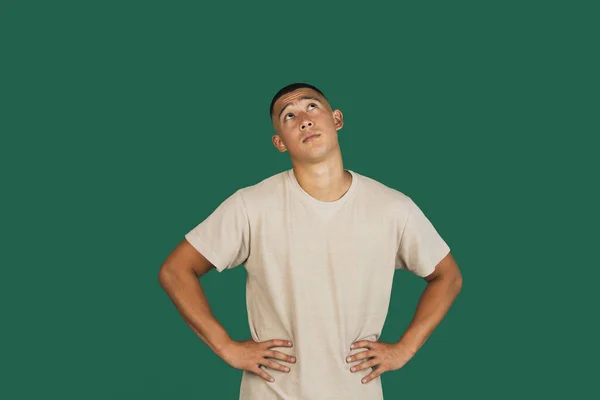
[244,204,400,281]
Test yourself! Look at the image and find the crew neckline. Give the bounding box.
[286,168,359,208]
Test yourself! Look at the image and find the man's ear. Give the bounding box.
[272,134,287,153]
[333,110,344,131]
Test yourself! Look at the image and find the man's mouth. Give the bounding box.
[303,134,321,142]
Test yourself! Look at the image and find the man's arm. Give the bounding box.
[158,239,297,382]
[158,239,233,357]
[396,251,463,354]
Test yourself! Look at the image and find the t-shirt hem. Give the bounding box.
[184,234,227,272]
[417,243,451,277]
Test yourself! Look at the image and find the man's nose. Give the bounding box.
[300,118,314,130]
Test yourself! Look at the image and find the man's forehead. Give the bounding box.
[274,88,328,110]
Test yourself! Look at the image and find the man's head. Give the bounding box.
[269,83,344,164]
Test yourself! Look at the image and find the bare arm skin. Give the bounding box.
[348,252,463,384]
[397,251,463,354]
[158,239,233,356]
[158,239,296,382]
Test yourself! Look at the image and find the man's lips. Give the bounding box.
[302,133,321,142]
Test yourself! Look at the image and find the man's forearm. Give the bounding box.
[396,274,462,355]
[159,268,233,357]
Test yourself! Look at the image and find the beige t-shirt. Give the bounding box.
[185,169,450,400]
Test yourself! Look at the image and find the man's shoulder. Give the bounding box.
[234,169,288,203]
[351,171,416,223]
[353,170,412,204]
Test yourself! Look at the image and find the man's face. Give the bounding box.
[271,88,344,163]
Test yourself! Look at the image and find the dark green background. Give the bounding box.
[2,1,598,399]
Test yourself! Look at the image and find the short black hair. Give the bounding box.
[269,82,327,119]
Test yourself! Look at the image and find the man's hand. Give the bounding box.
[346,340,414,384]
[220,338,297,383]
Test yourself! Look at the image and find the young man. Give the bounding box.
[158,83,463,399]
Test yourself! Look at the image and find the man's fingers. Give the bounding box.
[361,367,384,384]
[258,358,290,373]
[266,350,297,363]
[350,357,378,373]
[346,350,374,363]
[251,366,275,382]
[265,339,293,349]
[351,340,375,350]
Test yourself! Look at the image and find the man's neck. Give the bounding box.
[291,158,352,202]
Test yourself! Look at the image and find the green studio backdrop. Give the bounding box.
[1,1,598,399]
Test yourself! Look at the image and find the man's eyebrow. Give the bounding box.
[278,96,322,119]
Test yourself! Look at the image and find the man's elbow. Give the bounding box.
[158,262,178,288]
[452,270,463,294]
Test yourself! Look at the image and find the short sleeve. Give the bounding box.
[184,190,250,272]
[395,198,450,277]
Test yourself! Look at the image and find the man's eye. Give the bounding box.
[308,103,317,110]
[284,113,294,120]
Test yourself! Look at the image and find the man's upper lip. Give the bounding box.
[302,133,320,142]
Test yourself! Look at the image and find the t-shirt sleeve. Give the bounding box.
[395,197,450,277]
[184,190,250,273]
